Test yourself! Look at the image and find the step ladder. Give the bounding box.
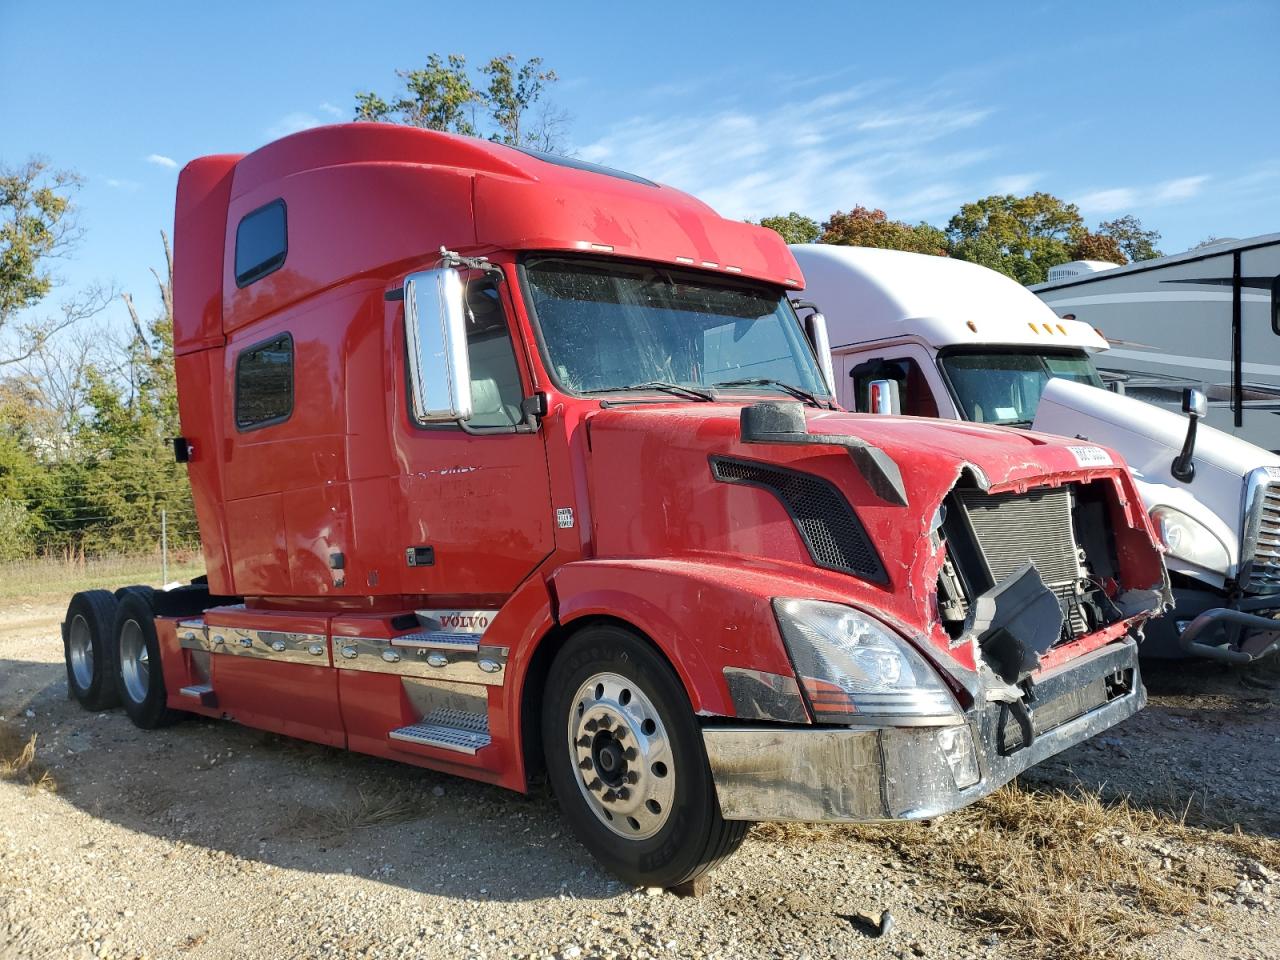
[178,683,217,707]
[389,707,491,755]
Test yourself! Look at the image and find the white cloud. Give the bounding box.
[266,111,324,139]
[575,86,999,224]
[1077,175,1209,214]
[991,172,1041,194]
[145,153,177,169]
[319,102,345,119]
[104,177,140,192]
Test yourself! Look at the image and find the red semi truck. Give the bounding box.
[62,124,1170,887]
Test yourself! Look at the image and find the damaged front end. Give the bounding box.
[702,405,1169,823]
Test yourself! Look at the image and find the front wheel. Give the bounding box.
[541,624,748,887]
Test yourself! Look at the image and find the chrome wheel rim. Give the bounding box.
[567,671,675,840]
[119,619,150,704]
[68,614,93,689]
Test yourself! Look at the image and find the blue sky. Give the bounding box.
[3,0,1278,334]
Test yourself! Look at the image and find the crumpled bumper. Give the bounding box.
[703,639,1143,823]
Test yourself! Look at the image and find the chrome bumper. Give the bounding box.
[704,639,1144,823]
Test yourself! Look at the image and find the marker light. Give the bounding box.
[966,320,978,332]
[772,599,961,725]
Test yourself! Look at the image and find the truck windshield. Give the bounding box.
[523,257,829,400]
[939,350,1103,426]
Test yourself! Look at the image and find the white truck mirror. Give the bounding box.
[403,267,473,422]
[867,378,901,415]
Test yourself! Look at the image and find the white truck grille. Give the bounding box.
[1244,472,1280,594]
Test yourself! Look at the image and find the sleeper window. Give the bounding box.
[236,334,294,429]
[234,200,287,287]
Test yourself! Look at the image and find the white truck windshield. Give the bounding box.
[524,257,829,400]
[940,350,1103,426]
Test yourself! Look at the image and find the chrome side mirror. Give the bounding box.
[803,311,836,396]
[1182,387,1207,420]
[1171,387,1206,482]
[403,267,472,422]
[866,378,901,415]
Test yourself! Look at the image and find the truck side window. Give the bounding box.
[234,199,287,287]
[458,281,523,429]
[850,358,939,417]
[235,333,294,430]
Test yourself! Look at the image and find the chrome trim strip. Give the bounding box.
[203,626,329,665]
[332,634,508,686]
[1242,467,1280,594]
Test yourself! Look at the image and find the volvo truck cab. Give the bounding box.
[60,127,1169,889]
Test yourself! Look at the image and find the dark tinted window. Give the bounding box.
[234,200,287,287]
[235,334,293,429]
[851,357,940,417]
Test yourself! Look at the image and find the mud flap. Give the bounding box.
[964,562,1064,686]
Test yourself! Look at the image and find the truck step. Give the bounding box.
[388,708,490,755]
[179,683,218,707]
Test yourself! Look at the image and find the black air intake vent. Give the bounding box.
[711,456,886,583]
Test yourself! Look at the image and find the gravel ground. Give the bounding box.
[2,600,1278,960]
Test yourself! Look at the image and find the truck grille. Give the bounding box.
[1244,473,1280,594]
[951,487,1088,636]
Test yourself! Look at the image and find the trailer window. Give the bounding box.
[235,334,294,430]
[234,199,287,287]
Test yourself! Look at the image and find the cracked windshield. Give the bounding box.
[524,257,829,399]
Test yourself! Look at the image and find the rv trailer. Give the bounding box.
[1031,234,1280,452]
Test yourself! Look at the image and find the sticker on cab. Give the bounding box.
[1067,445,1113,468]
[1266,466,1280,480]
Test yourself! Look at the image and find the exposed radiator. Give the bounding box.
[951,486,1088,636]
[1244,475,1280,594]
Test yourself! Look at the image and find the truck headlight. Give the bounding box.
[772,599,962,725]
[1151,506,1230,573]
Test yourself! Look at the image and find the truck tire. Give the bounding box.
[542,623,748,888]
[63,591,122,711]
[112,592,184,729]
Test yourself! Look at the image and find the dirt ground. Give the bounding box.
[1,598,1278,960]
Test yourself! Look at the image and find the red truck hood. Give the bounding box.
[581,402,1168,674]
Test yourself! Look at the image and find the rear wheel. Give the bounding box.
[113,592,184,729]
[541,624,748,887]
[63,591,121,711]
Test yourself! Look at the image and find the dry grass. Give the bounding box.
[0,553,205,603]
[0,726,55,793]
[757,779,1258,960]
[281,786,425,842]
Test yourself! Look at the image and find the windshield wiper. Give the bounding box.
[583,380,716,402]
[712,377,829,407]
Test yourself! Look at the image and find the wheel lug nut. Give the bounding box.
[623,747,637,760]
[587,778,603,791]
[616,787,630,801]
[603,789,617,802]
[579,758,593,770]
[597,715,611,730]
[576,735,591,748]
[584,719,598,732]
[626,772,638,784]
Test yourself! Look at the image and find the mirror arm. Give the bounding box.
[439,246,505,281]
[1171,418,1198,483]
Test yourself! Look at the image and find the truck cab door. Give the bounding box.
[393,276,555,598]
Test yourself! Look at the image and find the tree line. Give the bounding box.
[757,199,1164,285]
[2,51,1186,561]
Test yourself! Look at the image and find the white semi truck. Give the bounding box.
[790,243,1280,663]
